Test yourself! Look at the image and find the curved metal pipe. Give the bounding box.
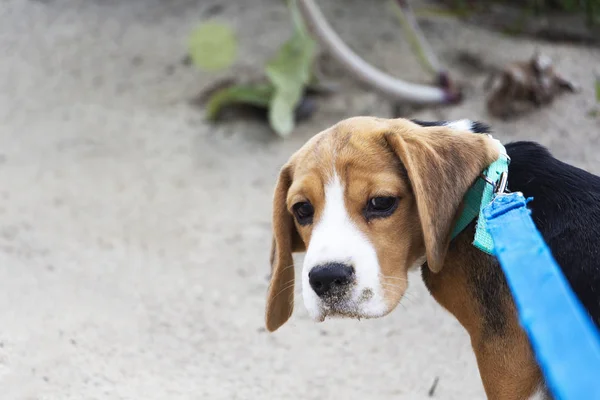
[297,0,455,104]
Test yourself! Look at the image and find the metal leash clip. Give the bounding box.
[480,170,509,195]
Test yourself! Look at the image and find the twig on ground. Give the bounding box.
[428,376,440,397]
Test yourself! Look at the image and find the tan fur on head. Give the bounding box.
[265,117,499,331]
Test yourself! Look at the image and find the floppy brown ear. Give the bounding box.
[385,124,498,273]
[265,165,305,332]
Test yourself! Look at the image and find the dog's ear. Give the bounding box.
[266,164,305,332]
[385,124,498,273]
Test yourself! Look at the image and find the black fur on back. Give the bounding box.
[506,141,600,328]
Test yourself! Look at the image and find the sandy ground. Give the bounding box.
[0,0,599,399]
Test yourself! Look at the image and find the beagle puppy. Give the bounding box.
[265,116,600,400]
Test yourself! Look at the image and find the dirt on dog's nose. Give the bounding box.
[308,263,355,297]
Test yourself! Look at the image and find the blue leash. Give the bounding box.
[483,192,600,400]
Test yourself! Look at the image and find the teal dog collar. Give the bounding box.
[450,136,510,255]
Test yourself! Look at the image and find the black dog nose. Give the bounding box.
[309,263,354,297]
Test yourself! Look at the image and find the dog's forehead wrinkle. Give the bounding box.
[299,129,388,184]
[333,129,353,151]
[291,121,423,204]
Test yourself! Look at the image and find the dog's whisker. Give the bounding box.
[380,288,413,309]
[379,286,417,306]
[377,282,418,305]
[402,293,416,303]
[267,277,296,292]
[279,264,295,272]
[270,282,296,301]
[380,280,405,286]
[276,277,296,287]
[383,288,417,309]
[266,290,295,319]
[379,274,408,282]
[380,282,406,290]
[378,282,417,301]
[287,293,294,319]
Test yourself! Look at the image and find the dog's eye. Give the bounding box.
[293,201,314,225]
[365,196,399,220]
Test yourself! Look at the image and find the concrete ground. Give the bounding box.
[0,0,598,399]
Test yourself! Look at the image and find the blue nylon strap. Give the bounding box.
[483,192,600,400]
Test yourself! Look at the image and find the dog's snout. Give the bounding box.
[308,263,354,297]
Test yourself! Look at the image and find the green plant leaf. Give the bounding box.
[188,21,237,72]
[269,90,296,136]
[595,76,600,103]
[205,83,274,120]
[264,3,317,136]
[266,34,315,91]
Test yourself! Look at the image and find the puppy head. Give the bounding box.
[265,117,500,332]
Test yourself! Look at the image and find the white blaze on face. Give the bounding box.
[302,173,386,320]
